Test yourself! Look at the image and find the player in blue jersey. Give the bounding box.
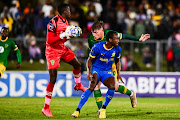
[72,31,121,118]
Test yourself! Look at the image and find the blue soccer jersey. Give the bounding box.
[89,41,121,71]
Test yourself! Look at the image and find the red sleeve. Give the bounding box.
[47,31,61,44]
[46,19,63,44]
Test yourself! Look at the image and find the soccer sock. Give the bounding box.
[77,89,92,109]
[44,82,54,109]
[73,68,81,83]
[104,89,115,107]
[94,90,103,110]
[116,85,131,96]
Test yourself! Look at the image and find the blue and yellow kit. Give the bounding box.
[89,41,121,82]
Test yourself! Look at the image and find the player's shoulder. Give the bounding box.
[104,30,112,35]
[115,45,121,51]
[92,41,104,48]
[88,34,94,40]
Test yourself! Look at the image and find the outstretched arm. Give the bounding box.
[120,33,150,42]
[16,49,21,68]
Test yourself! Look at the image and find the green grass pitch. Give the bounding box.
[0,97,180,120]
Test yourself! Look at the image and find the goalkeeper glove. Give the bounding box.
[59,25,82,39]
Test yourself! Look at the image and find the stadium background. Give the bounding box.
[0,0,180,119]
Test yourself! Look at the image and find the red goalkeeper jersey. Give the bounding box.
[45,14,69,55]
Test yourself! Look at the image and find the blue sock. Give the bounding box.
[104,89,115,107]
[77,89,92,109]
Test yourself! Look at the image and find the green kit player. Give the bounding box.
[0,27,21,78]
[88,21,150,114]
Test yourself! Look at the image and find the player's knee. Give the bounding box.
[74,62,81,69]
[108,84,115,90]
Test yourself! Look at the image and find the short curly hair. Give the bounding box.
[57,3,70,14]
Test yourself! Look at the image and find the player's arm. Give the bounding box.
[16,49,21,68]
[12,41,21,68]
[87,45,98,81]
[118,33,150,42]
[86,56,93,81]
[115,57,124,84]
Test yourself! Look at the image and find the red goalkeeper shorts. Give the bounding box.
[46,47,75,70]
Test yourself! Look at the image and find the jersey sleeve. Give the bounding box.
[46,19,62,44]
[11,41,18,51]
[116,46,121,58]
[88,35,94,50]
[122,34,139,41]
[89,44,99,58]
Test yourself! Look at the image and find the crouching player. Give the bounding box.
[72,31,122,118]
[0,27,21,78]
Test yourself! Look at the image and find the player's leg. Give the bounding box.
[99,75,115,118]
[94,82,103,110]
[72,74,99,118]
[63,48,86,92]
[42,69,57,117]
[112,63,137,107]
[0,64,6,78]
[42,54,60,117]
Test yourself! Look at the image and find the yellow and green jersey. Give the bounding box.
[88,30,139,50]
[0,37,20,67]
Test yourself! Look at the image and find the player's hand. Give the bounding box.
[139,34,150,42]
[87,72,93,81]
[16,63,21,69]
[117,75,124,84]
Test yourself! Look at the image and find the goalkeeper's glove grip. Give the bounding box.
[59,32,66,39]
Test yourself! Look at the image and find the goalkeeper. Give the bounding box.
[88,21,150,114]
[42,3,86,117]
[0,27,21,78]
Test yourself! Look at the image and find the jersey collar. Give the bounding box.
[58,14,67,23]
[103,43,114,50]
[94,31,104,41]
[0,36,8,42]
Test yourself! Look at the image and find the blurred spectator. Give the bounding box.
[116,0,125,32]
[25,3,35,33]
[24,3,34,15]
[9,0,18,19]
[69,5,80,26]
[124,13,135,34]
[136,9,147,21]
[142,46,153,68]
[93,0,103,17]
[14,7,26,38]
[152,11,162,26]
[100,0,116,30]
[75,42,87,73]
[166,47,174,72]
[156,20,171,39]
[44,9,54,29]
[42,0,53,17]
[173,42,180,71]
[145,18,156,39]
[0,6,13,32]
[25,31,44,64]
[86,3,97,32]
[135,19,146,37]
[34,10,44,37]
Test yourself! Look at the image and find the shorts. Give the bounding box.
[91,67,114,83]
[0,64,6,78]
[46,47,75,70]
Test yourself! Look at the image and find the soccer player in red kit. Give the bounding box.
[42,3,86,117]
